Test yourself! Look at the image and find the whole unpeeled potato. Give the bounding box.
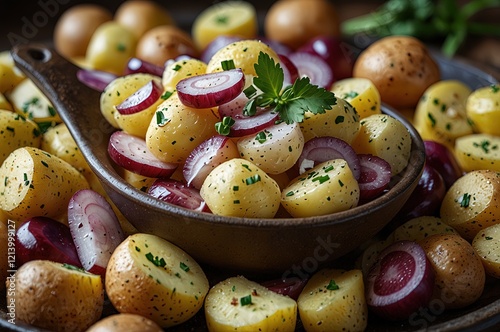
[353,36,440,110]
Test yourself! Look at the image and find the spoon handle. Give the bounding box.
[10,43,114,168]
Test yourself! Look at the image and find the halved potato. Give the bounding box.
[330,77,381,119]
[472,223,500,278]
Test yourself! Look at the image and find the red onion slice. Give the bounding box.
[124,57,164,77]
[366,240,435,321]
[108,130,178,178]
[176,68,245,108]
[288,51,334,88]
[261,276,308,301]
[279,54,299,87]
[148,178,211,212]
[358,154,392,201]
[115,79,163,115]
[77,68,118,92]
[297,136,360,179]
[68,189,125,277]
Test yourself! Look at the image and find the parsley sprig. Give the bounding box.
[243,52,337,125]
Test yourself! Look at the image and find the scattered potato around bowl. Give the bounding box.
[454,133,500,172]
[466,84,500,135]
[330,77,381,119]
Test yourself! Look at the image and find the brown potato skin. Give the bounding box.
[86,313,163,332]
[54,4,112,58]
[353,36,440,109]
[0,221,8,291]
[419,233,485,310]
[135,25,198,67]
[264,0,340,50]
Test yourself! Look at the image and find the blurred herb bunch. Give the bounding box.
[341,0,500,56]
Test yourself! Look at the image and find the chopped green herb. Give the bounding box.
[335,115,345,124]
[343,91,359,99]
[23,173,29,186]
[180,262,190,272]
[215,116,235,136]
[221,59,236,71]
[146,252,167,268]
[173,64,182,71]
[286,191,294,197]
[491,85,499,93]
[427,113,436,127]
[233,185,239,191]
[156,111,170,127]
[245,174,261,185]
[312,175,330,184]
[41,160,48,168]
[135,246,141,252]
[255,131,267,143]
[215,15,228,24]
[117,43,126,52]
[62,263,86,273]
[240,295,252,306]
[485,236,494,240]
[326,279,340,290]
[161,91,174,100]
[460,193,471,208]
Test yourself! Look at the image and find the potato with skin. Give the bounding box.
[330,77,381,119]
[205,275,297,332]
[352,114,411,175]
[454,134,500,172]
[7,260,104,332]
[473,223,500,278]
[0,147,90,222]
[353,35,440,110]
[0,109,42,166]
[162,58,207,92]
[146,92,219,164]
[391,216,458,243]
[0,93,13,111]
[420,233,485,310]
[115,0,174,39]
[86,313,163,332]
[466,84,500,135]
[300,97,360,144]
[298,269,368,332]
[200,158,281,218]
[281,159,360,218]
[440,170,500,241]
[105,233,209,328]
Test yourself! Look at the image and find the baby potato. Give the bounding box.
[472,223,500,278]
[0,109,42,165]
[330,77,381,119]
[7,260,104,332]
[200,158,281,218]
[413,80,473,150]
[206,40,281,76]
[192,1,258,50]
[353,35,440,110]
[162,58,207,92]
[440,170,500,241]
[86,21,137,75]
[0,92,13,111]
[205,275,297,332]
[298,269,367,332]
[300,97,360,144]
[391,216,458,243]
[86,313,163,332]
[454,133,500,172]
[115,0,174,39]
[466,84,500,135]
[237,122,305,174]
[352,114,411,175]
[100,73,158,128]
[7,78,60,124]
[105,233,209,328]
[54,4,113,59]
[145,92,219,163]
[281,159,360,218]
[136,25,198,68]
[420,233,485,310]
[0,147,90,222]
[0,62,25,94]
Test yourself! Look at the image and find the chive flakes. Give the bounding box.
[335,115,345,124]
[173,64,182,71]
[255,131,267,143]
[460,193,471,208]
[221,59,236,71]
[427,113,436,127]
[161,91,174,100]
[156,111,170,126]
[326,279,340,290]
[6,126,14,133]
[343,91,359,99]
[491,85,499,93]
[240,295,252,306]
[180,262,190,272]
[41,160,48,168]
[485,236,494,240]
[245,174,261,185]
[146,252,166,267]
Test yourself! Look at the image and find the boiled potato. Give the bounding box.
[298,269,367,332]
[299,97,360,144]
[86,21,137,75]
[200,158,281,218]
[7,260,103,332]
[281,159,360,218]
[192,0,258,50]
[352,114,411,175]
[454,133,500,172]
[237,122,304,174]
[472,223,500,278]
[0,221,8,291]
[440,170,500,241]
[105,233,209,328]
[353,35,440,109]
[119,168,156,192]
[145,92,219,163]
[54,4,113,59]
[466,84,500,135]
[136,25,198,68]
[206,40,281,76]
[0,92,13,111]
[115,0,174,39]
[330,77,381,119]
[0,62,25,93]
[86,313,163,332]
[413,80,473,150]
[0,109,42,165]
[420,233,485,310]
[0,147,89,222]
[162,58,207,92]
[100,73,158,128]
[205,275,297,332]
[391,216,458,243]
[7,78,60,124]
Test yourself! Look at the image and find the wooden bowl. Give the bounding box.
[11,44,425,273]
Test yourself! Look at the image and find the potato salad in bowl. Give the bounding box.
[2,0,500,331]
